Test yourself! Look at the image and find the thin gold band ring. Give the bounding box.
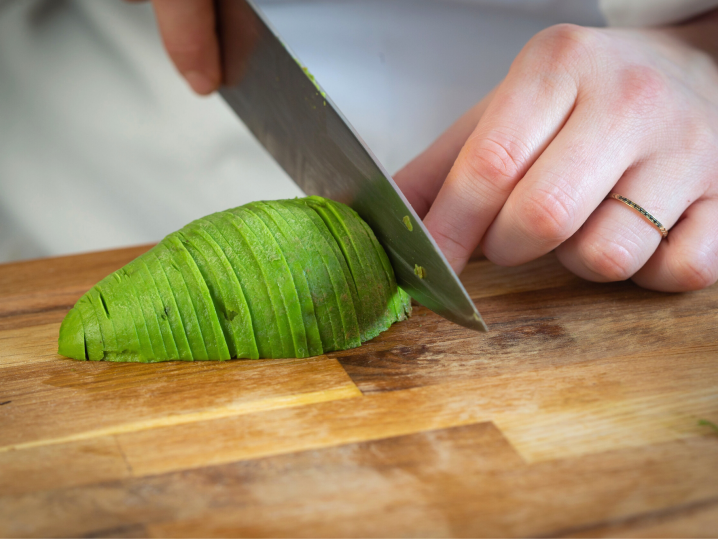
[607,193,668,238]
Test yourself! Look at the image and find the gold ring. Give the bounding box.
[607,193,668,238]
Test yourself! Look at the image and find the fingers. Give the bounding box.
[152,0,220,95]
[422,25,591,273]
[554,158,704,282]
[631,197,718,291]
[424,37,578,272]
[394,90,495,218]
[481,77,669,268]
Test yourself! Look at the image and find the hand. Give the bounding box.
[395,13,718,292]
[144,0,221,95]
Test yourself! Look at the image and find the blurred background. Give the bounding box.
[0,0,604,264]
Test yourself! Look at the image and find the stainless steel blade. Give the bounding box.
[216,0,487,332]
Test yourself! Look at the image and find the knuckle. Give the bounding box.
[581,235,640,281]
[668,247,718,290]
[517,185,577,243]
[678,114,717,158]
[460,133,528,195]
[610,66,667,120]
[545,23,598,46]
[529,24,599,71]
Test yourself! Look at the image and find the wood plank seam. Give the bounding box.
[0,385,362,454]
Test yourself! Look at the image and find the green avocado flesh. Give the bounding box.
[58,197,411,362]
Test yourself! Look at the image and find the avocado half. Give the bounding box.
[58,197,412,362]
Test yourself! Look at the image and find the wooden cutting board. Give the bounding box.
[1,245,717,537]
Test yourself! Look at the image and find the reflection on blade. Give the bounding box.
[216,0,487,331]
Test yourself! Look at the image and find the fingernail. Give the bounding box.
[184,71,216,95]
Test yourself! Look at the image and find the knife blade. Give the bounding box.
[216,0,487,332]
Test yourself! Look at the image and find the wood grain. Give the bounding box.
[1,248,717,537]
[0,437,132,497]
[335,278,717,394]
[3,425,718,538]
[0,354,359,451]
[566,499,718,538]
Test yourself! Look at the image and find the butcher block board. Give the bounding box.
[1,245,717,538]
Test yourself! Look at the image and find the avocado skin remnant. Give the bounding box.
[58,197,411,362]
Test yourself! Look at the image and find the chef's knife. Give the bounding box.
[216,0,487,332]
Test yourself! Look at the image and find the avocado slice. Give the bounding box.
[125,260,170,361]
[200,212,282,359]
[266,201,342,352]
[57,307,86,360]
[143,250,193,360]
[178,229,237,358]
[122,261,167,361]
[319,199,396,329]
[228,208,306,358]
[283,200,363,350]
[75,296,105,360]
[302,196,391,341]
[294,199,364,348]
[151,242,208,360]
[85,287,119,360]
[254,201,336,354]
[329,200,411,328]
[162,234,230,360]
[93,273,144,362]
[357,216,412,321]
[244,202,323,357]
[178,225,259,359]
[115,267,157,362]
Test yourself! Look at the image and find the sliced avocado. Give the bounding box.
[163,234,230,360]
[331,200,411,331]
[124,259,169,361]
[141,252,190,360]
[86,287,118,359]
[94,273,143,362]
[201,213,281,358]
[136,255,180,360]
[248,202,324,356]
[151,242,208,360]
[357,218,412,322]
[177,229,236,358]
[267,201,341,352]
[58,307,86,360]
[76,304,90,361]
[178,225,259,359]
[245,202,323,357]
[228,208,306,358]
[294,199,363,348]
[284,200,361,349]
[116,267,157,362]
[303,196,389,341]
[321,199,396,330]
[356,216,411,319]
[58,196,411,362]
[76,296,104,360]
